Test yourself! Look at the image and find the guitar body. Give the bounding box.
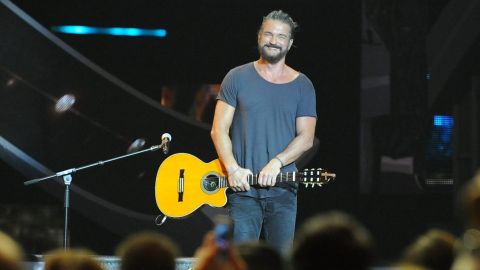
[155,153,228,218]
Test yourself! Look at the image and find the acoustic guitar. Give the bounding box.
[155,153,336,218]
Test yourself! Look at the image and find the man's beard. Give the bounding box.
[258,44,288,64]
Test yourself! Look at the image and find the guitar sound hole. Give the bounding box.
[202,174,219,193]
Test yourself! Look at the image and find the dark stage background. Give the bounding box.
[1,0,479,265]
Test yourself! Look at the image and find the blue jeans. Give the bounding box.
[227,187,297,253]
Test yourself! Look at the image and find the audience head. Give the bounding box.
[463,171,480,229]
[291,211,373,270]
[236,241,284,270]
[450,228,480,270]
[451,252,480,270]
[0,230,24,270]
[400,229,457,270]
[394,263,429,270]
[194,231,246,270]
[116,231,179,270]
[44,249,103,270]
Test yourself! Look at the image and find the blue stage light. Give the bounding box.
[433,115,453,127]
[51,25,167,37]
[428,115,454,158]
[52,25,94,34]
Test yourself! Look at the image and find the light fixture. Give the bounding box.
[127,138,146,153]
[5,78,16,87]
[51,25,167,37]
[55,94,76,113]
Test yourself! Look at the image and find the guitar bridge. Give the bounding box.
[178,169,184,202]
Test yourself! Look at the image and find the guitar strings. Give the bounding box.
[201,174,332,182]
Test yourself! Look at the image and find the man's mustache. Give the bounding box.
[264,44,282,50]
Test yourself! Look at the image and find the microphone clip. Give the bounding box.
[161,133,172,154]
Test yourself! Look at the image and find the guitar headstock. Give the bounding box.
[300,168,336,188]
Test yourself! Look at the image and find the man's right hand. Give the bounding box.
[227,167,252,192]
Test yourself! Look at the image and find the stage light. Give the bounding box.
[107,27,141,36]
[5,78,16,87]
[127,138,146,153]
[430,115,453,157]
[423,114,454,189]
[53,25,93,34]
[433,115,453,127]
[55,94,76,113]
[51,25,167,37]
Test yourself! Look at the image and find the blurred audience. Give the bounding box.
[0,230,24,270]
[291,211,373,270]
[6,201,480,270]
[450,171,480,270]
[236,241,285,270]
[194,231,246,270]
[116,231,179,270]
[396,229,457,270]
[450,229,480,270]
[463,171,480,230]
[393,263,428,270]
[451,252,479,270]
[44,249,103,270]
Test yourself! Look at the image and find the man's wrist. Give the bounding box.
[274,156,284,167]
[228,166,240,175]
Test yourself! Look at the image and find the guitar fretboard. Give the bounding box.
[217,170,329,188]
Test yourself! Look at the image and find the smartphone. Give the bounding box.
[214,215,232,252]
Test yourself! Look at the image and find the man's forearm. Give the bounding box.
[211,129,239,173]
[275,133,314,167]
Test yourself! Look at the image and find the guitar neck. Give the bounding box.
[219,172,301,188]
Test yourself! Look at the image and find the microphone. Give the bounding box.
[161,133,172,154]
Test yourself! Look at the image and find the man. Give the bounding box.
[211,10,317,252]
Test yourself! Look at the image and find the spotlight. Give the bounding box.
[55,94,76,113]
[127,138,146,153]
[5,78,15,87]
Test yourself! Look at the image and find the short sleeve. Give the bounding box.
[217,69,238,108]
[296,76,317,117]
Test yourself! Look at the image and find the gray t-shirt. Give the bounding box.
[218,62,316,194]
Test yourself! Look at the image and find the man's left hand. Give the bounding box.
[258,158,282,187]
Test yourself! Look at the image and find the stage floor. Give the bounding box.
[23,256,196,270]
[23,258,393,270]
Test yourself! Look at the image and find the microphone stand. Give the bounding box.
[24,143,167,249]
